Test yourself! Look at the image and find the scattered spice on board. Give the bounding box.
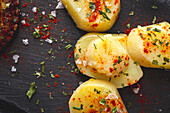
[0,0,168,113]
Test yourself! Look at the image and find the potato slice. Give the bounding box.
[61,0,120,32]
[69,79,128,113]
[127,22,170,69]
[74,33,143,88]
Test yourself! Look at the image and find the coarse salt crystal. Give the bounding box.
[56,0,65,9]
[21,20,26,24]
[79,81,83,85]
[133,87,140,94]
[42,11,46,15]
[45,38,53,44]
[22,13,25,16]
[32,7,37,13]
[51,10,57,17]
[77,8,81,12]
[159,109,162,112]
[22,39,29,45]
[13,55,20,63]
[11,66,16,72]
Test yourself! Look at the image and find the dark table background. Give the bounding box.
[0,0,170,113]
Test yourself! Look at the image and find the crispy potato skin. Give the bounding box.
[61,0,120,32]
[69,79,128,113]
[74,33,143,88]
[127,22,170,69]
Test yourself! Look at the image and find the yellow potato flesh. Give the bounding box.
[69,79,128,113]
[85,34,129,77]
[0,0,6,27]
[61,0,120,32]
[127,22,170,69]
[74,33,143,88]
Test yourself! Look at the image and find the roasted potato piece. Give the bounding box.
[74,33,143,88]
[127,22,170,69]
[69,79,128,113]
[61,0,120,32]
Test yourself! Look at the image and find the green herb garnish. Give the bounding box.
[105,5,111,13]
[152,16,156,24]
[40,61,45,74]
[118,56,122,64]
[129,11,134,16]
[89,2,96,12]
[153,28,161,32]
[164,57,169,63]
[26,82,37,99]
[151,5,158,9]
[75,54,79,60]
[97,35,104,41]
[99,98,106,105]
[65,44,72,50]
[111,107,117,113]
[152,60,158,65]
[127,24,131,29]
[93,43,97,49]
[98,10,110,20]
[33,29,40,38]
[49,14,54,19]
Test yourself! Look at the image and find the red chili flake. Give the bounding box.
[113,59,118,63]
[109,68,114,72]
[146,42,150,47]
[22,3,28,7]
[106,107,111,112]
[47,85,50,87]
[55,74,60,78]
[89,12,98,22]
[143,48,149,53]
[53,19,57,24]
[2,53,8,59]
[91,23,98,27]
[111,100,116,106]
[113,11,116,14]
[125,28,133,35]
[63,28,67,32]
[54,82,57,87]
[58,107,62,110]
[89,109,98,113]
[114,0,119,5]
[68,51,74,58]
[128,83,131,86]
[24,23,30,27]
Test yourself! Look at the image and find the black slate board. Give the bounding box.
[0,0,170,113]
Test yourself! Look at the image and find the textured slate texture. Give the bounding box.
[0,0,170,113]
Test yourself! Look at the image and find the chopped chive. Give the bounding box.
[152,60,158,65]
[151,5,158,9]
[97,35,104,41]
[99,98,106,105]
[73,106,81,110]
[98,10,110,20]
[152,16,157,24]
[75,54,79,60]
[93,43,97,49]
[129,11,134,16]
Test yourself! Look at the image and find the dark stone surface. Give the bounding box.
[0,0,169,113]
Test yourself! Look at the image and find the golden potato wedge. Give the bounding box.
[61,0,120,32]
[74,33,143,88]
[127,22,170,69]
[69,79,128,113]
